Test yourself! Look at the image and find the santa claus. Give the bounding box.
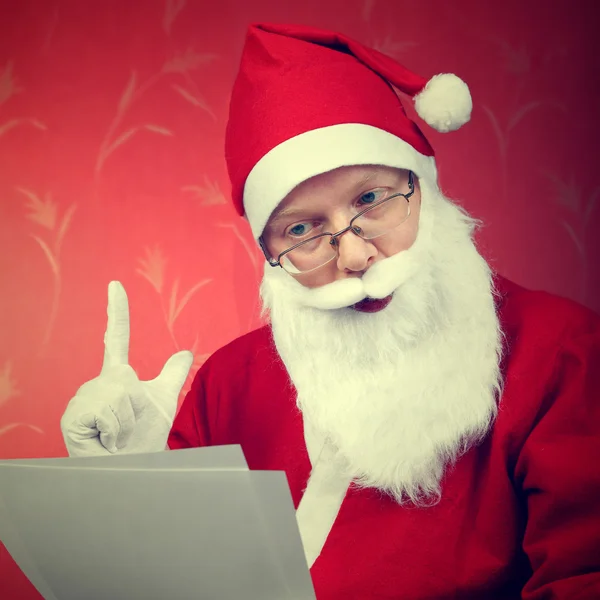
[61,23,600,599]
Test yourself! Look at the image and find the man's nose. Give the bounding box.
[335,229,377,273]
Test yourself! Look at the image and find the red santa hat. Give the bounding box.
[225,23,472,239]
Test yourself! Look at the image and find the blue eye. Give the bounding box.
[361,192,376,203]
[288,222,312,236]
[359,190,384,205]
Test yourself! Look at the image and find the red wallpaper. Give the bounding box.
[1,0,598,597]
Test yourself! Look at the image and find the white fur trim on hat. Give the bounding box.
[414,73,472,133]
[243,123,437,238]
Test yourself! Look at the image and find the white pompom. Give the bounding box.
[414,73,472,133]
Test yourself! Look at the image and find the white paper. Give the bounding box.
[0,447,316,600]
[2,444,249,471]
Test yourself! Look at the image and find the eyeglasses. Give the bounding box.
[259,172,415,275]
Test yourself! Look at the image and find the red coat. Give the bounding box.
[168,277,600,599]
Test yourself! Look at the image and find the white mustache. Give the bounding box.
[293,246,425,310]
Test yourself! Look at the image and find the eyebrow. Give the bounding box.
[268,206,313,226]
[352,168,382,189]
[268,168,385,227]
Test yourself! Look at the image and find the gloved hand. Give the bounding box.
[60,281,193,456]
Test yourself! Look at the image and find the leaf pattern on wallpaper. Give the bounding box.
[0,362,43,439]
[163,0,187,35]
[0,118,46,138]
[162,48,216,74]
[0,423,44,438]
[362,0,376,23]
[216,222,264,330]
[216,221,261,277]
[41,5,60,53]
[490,37,531,76]
[171,84,215,120]
[118,70,137,114]
[370,35,417,59]
[480,37,571,201]
[483,101,567,201]
[0,61,46,138]
[17,188,77,348]
[545,172,600,304]
[137,245,167,293]
[136,245,212,352]
[181,175,226,206]
[95,44,217,177]
[167,278,211,334]
[95,71,176,173]
[0,60,21,104]
[0,361,20,408]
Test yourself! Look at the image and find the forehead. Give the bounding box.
[269,164,404,219]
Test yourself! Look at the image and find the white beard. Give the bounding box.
[259,177,504,505]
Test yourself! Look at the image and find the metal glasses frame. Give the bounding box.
[259,171,415,272]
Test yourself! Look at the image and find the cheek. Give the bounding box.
[374,221,419,258]
[294,267,336,289]
[375,197,421,257]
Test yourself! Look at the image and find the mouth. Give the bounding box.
[350,294,393,313]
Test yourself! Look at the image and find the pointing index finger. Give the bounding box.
[102,281,130,370]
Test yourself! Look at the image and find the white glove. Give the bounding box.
[60,281,193,456]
